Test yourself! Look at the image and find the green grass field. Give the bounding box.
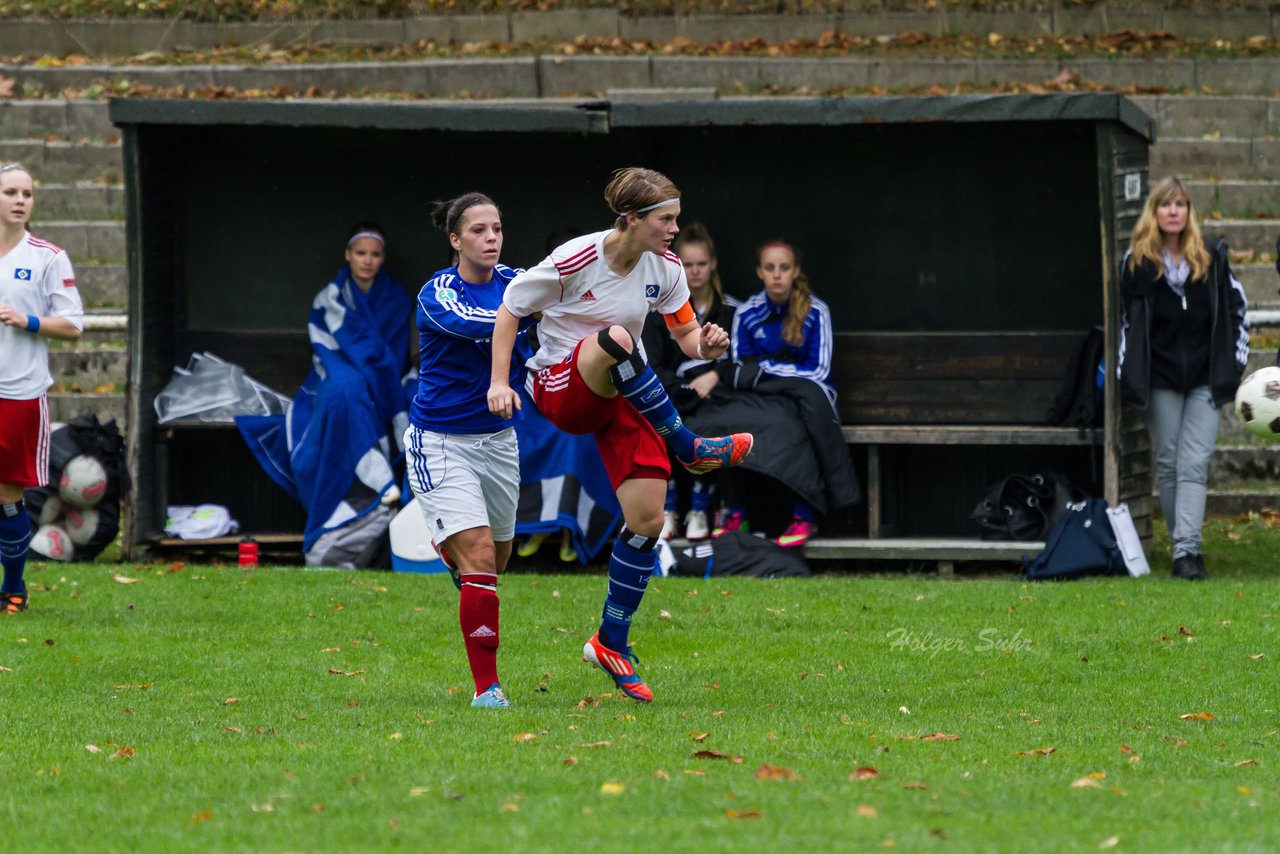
[2,520,1278,852]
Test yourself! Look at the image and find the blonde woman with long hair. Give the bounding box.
[1118,175,1249,580]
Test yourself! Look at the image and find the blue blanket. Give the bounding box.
[239,266,414,552]
[514,383,621,563]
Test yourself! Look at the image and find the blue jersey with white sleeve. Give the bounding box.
[409,263,528,434]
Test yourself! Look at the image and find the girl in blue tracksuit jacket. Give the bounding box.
[726,240,851,547]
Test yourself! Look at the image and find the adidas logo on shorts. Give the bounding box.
[469,625,497,638]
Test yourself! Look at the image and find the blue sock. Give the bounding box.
[599,527,657,651]
[612,363,698,461]
[1,502,33,595]
[792,501,814,522]
[691,481,711,513]
[664,479,678,513]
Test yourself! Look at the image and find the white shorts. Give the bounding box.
[403,426,520,543]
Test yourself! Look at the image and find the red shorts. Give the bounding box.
[0,395,50,488]
[532,342,670,490]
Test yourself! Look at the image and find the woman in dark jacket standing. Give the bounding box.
[1118,175,1249,580]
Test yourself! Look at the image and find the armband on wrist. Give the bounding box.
[696,340,706,360]
[26,315,40,334]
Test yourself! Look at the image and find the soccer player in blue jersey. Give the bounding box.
[404,192,530,709]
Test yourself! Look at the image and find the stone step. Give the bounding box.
[34,183,125,220]
[1208,445,1280,489]
[1199,219,1280,256]
[47,391,124,427]
[0,99,114,140]
[1150,138,1280,180]
[1206,490,1280,517]
[27,221,123,261]
[9,56,1280,99]
[1130,95,1280,139]
[1238,264,1278,306]
[48,346,126,391]
[76,262,126,309]
[0,139,121,184]
[1187,180,1280,220]
[7,8,1280,56]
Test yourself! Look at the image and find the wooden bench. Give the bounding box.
[806,330,1102,567]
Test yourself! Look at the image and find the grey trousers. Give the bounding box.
[1146,386,1220,558]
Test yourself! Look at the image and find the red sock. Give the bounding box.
[459,573,500,696]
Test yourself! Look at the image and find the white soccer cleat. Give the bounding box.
[684,509,709,541]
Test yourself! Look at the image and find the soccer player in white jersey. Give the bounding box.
[487,167,753,702]
[0,164,84,615]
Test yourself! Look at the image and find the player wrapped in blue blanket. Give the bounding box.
[238,224,415,566]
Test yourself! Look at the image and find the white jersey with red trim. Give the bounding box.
[502,229,691,371]
[0,231,83,399]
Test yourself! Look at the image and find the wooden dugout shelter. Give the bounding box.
[111,93,1155,564]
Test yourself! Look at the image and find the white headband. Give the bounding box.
[347,230,385,248]
[616,197,680,217]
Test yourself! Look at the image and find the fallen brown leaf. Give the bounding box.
[112,574,140,584]
[693,750,743,763]
[1071,777,1102,789]
[1018,747,1056,756]
[512,733,537,743]
[724,809,761,820]
[755,764,800,780]
[1180,712,1216,721]
[689,731,710,742]
[191,810,214,824]
[600,781,625,795]
[851,766,880,780]
[857,804,878,817]
[922,733,960,742]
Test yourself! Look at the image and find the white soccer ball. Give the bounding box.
[65,506,99,546]
[31,524,73,561]
[1234,366,1280,440]
[58,454,108,508]
[37,495,64,526]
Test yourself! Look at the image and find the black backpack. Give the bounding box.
[1046,325,1105,431]
[1023,498,1126,581]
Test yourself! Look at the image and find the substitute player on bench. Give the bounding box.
[0,163,84,615]
[486,167,753,702]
